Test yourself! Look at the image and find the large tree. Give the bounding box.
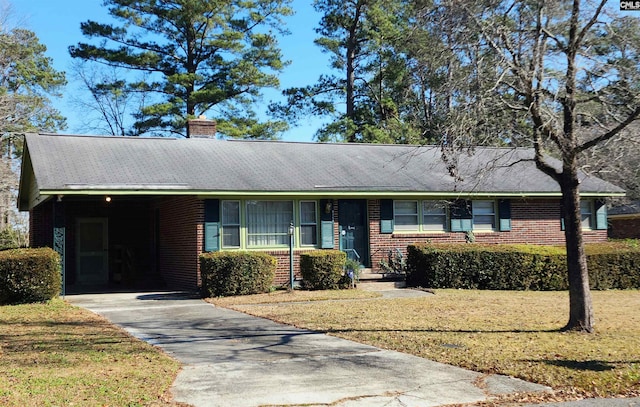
[70,0,292,139]
[271,0,416,143]
[71,61,149,137]
[426,0,640,332]
[0,12,66,240]
[0,27,66,145]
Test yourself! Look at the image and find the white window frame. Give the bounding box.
[472,200,497,231]
[221,200,320,250]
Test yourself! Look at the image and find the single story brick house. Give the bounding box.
[18,131,624,293]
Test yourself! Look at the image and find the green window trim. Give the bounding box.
[221,200,241,248]
[204,199,220,252]
[300,200,319,246]
[472,200,497,231]
[394,200,420,231]
[385,199,511,233]
[220,199,321,250]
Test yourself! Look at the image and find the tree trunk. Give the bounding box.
[346,34,357,142]
[560,165,594,332]
[345,1,364,143]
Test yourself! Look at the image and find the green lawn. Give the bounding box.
[0,299,185,407]
[209,289,640,404]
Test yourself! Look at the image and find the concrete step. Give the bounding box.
[357,268,405,281]
[358,280,407,291]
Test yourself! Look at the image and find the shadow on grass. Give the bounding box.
[525,359,640,371]
[322,327,563,334]
[0,320,155,368]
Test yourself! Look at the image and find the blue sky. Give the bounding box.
[13,0,332,142]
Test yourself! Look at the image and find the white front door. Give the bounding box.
[76,218,108,285]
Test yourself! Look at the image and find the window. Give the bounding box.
[300,201,318,245]
[222,201,240,248]
[472,200,496,230]
[580,200,593,229]
[246,200,294,247]
[394,201,419,231]
[423,201,448,231]
[389,199,508,233]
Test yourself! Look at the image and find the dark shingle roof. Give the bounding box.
[21,133,624,201]
[609,201,640,216]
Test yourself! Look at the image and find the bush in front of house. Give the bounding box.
[0,248,61,305]
[585,241,640,289]
[200,251,276,297]
[406,242,640,291]
[406,244,566,290]
[300,250,347,290]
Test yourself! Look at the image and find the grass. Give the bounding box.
[0,299,184,407]
[208,289,640,403]
[211,287,381,306]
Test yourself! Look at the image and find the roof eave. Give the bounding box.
[39,189,626,198]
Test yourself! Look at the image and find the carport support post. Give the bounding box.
[53,199,66,298]
[288,221,294,290]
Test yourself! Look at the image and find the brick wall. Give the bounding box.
[154,196,204,290]
[609,217,640,239]
[368,199,608,271]
[29,200,53,248]
[262,249,316,286]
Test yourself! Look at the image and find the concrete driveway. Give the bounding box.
[67,291,549,407]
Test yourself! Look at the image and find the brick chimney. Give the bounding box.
[187,116,217,138]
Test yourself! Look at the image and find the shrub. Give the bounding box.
[200,251,276,297]
[585,242,640,290]
[0,248,61,305]
[406,242,640,291]
[300,250,347,290]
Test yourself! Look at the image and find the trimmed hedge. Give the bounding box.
[406,242,640,291]
[200,251,276,297]
[300,250,347,290]
[0,248,61,305]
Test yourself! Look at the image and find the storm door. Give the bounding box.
[76,218,109,285]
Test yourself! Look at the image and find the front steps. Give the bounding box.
[357,268,406,291]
